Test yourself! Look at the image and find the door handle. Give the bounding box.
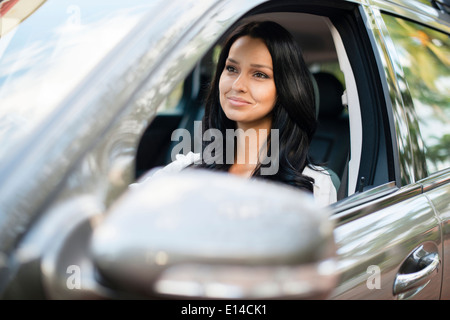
[393,251,440,296]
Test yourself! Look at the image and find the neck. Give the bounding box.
[229,116,272,177]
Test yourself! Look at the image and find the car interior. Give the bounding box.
[134,5,395,205]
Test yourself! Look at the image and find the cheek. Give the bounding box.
[219,76,227,107]
[218,72,230,94]
[255,83,277,107]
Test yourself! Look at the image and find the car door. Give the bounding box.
[329,183,442,299]
[421,172,450,299]
[377,7,450,299]
[327,2,448,299]
[121,0,446,301]
[127,0,446,300]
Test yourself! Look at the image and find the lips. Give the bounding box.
[227,96,252,107]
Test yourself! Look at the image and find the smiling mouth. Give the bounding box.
[227,96,252,107]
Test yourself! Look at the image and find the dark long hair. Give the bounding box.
[198,21,317,192]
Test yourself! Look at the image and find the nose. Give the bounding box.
[231,74,247,92]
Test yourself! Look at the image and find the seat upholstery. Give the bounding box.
[309,72,349,182]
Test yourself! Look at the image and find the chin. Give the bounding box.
[222,109,246,123]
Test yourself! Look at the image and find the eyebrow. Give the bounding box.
[227,58,273,71]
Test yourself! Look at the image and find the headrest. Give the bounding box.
[313,72,344,118]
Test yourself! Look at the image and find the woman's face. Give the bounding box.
[219,36,277,129]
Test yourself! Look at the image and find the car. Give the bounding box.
[0,0,449,301]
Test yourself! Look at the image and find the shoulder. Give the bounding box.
[129,152,201,188]
[157,152,201,175]
[302,165,338,207]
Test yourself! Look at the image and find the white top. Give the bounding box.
[131,152,337,207]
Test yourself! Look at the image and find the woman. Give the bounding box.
[141,21,337,206]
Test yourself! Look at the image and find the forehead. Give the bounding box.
[228,36,272,64]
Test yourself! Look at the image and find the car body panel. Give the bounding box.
[419,169,450,299]
[330,182,442,299]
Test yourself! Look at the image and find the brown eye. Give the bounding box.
[254,72,269,79]
[225,65,237,73]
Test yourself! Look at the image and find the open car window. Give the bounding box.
[134,6,395,206]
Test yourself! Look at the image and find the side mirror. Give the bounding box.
[90,169,337,299]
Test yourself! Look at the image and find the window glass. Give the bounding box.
[156,81,184,114]
[0,0,158,160]
[383,14,450,173]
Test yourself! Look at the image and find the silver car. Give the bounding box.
[0,0,449,301]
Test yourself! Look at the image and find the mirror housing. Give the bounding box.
[90,169,337,299]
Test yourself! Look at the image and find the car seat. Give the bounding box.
[309,71,349,193]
